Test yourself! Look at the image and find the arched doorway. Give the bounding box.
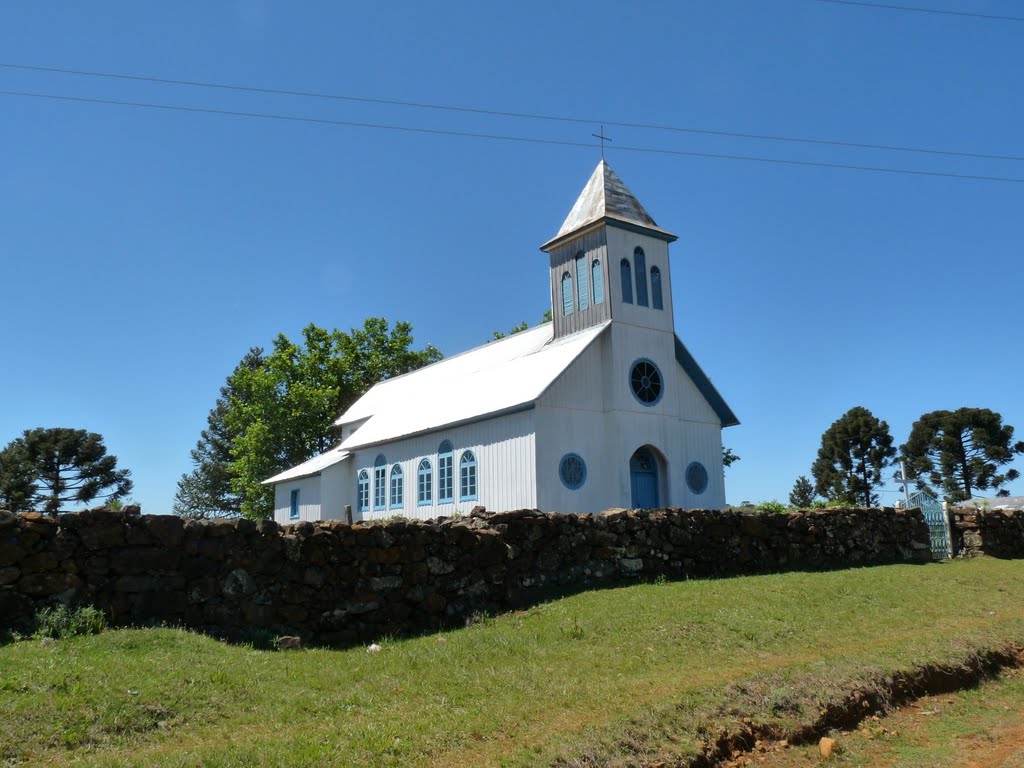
[629,447,660,509]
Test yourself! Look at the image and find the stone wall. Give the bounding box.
[0,506,931,644]
[950,507,1024,559]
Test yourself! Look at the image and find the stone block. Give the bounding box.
[223,569,257,600]
[18,552,58,574]
[19,571,81,597]
[148,515,185,547]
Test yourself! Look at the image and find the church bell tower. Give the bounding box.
[540,161,678,340]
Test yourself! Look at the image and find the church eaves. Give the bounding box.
[541,160,677,251]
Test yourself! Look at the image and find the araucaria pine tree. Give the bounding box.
[811,407,896,507]
[901,408,1024,503]
[0,428,133,514]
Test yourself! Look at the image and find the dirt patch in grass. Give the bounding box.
[734,665,1024,767]
[701,645,1024,767]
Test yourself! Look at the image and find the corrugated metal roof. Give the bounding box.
[337,321,609,450]
[542,161,677,250]
[261,446,350,485]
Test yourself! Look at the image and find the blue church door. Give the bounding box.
[630,447,659,509]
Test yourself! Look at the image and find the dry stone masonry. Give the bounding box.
[1,506,936,644]
[950,506,1024,559]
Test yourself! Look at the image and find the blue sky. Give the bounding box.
[2,1,1022,511]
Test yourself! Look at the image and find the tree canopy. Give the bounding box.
[173,348,264,519]
[811,406,896,507]
[221,318,441,520]
[789,475,816,508]
[901,408,1024,503]
[0,428,132,514]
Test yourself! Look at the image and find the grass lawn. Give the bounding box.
[2,558,1023,767]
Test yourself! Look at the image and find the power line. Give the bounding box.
[811,0,1024,22]
[1,62,1021,163]
[3,88,1023,184]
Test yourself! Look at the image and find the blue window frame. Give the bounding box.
[686,462,708,494]
[634,247,649,307]
[620,259,633,304]
[592,259,604,305]
[559,453,587,490]
[561,272,573,316]
[651,266,663,310]
[438,440,454,503]
[289,489,300,520]
[373,455,387,510]
[357,470,370,513]
[389,464,403,508]
[575,252,589,311]
[629,357,664,406]
[459,450,478,501]
[417,459,432,505]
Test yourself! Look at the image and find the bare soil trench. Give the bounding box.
[719,663,1024,767]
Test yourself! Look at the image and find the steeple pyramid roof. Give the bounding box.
[541,160,677,250]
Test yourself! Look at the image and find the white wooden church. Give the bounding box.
[265,161,738,523]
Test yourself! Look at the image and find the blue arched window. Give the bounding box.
[634,247,649,307]
[561,272,574,316]
[459,450,478,501]
[575,252,589,311]
[357,470,370,513]
[592,259,604,305]
[651,266,663,310]
[438,440,454,503]
[373,455,387,510]
[620,259,633,304]
[417,459,432,506]
[389,464,403,508]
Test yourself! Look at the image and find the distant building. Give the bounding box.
[264,161,738,523]
[958,495,1024,511]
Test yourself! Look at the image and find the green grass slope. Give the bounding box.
[2,558,1023,767]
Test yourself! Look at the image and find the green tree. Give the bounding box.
[722,447,740,468]
[0,428,132,514]
[490,310,551,342]
[226,319,441,519]
[811,407,896,507]
[0,442,35,512]
[788,475,816,508]
[901,408,1024,504]
[173,348,264,519]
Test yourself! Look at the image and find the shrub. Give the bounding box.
[756,500,787,514]
[33,604,106,640]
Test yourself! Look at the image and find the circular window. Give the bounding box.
[559,453,587,490]
[686,462,708,494]
[629,358,663,406]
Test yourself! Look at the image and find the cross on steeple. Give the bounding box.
[591,126,613,159]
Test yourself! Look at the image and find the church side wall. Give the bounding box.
[272,475,322,525]
[319,461,352,521]
[349,409,537,521]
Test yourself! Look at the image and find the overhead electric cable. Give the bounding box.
[2,88,1022,184]
[811,0,1024,22]
[1,62,1021,163]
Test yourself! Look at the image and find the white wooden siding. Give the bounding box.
[272,476,322,524]
[348,409,537,521]
[605,227,675,333]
